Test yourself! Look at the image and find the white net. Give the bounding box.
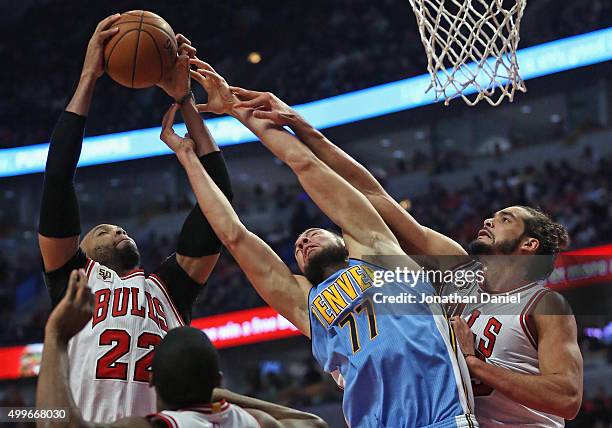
[409,0,527,106]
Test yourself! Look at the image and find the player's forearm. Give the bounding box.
[178,150,245,246]
[66,73,97,117]
[181,98,219,157]
[36,337,87,428]
[232,109,313,170]
[213,389,327,426]
[466,356,581,419]
[231,109,360,224]
[38,109,86,270]
[290,117,384,196]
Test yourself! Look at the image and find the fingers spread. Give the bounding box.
[189,69,207,86]
[230,86,260,101]
[189,57,207,69]
[66,269,79,299]
[99,27,120,40]
[175,33,192,46]
[100,13,121,31]
[196,103,210,113]
[189,58,216,73]
[196,68,220,81]
[234,95,268,108]
[74,269,92,305]
[161,104,179,136]
[253,110,275,120]
[178,43,197,58]
[77,268,87,285]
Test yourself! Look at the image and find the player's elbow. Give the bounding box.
[557,389,582,420]
[292,416,328,428]
[286,150,318,175]
[312,417,329,428]
[221,223,248,251]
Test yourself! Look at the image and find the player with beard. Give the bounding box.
[444,207,583,427]
[155,63,479,428]
[38,18,233,422]
[226,90,583,426]
[36,269,329,428]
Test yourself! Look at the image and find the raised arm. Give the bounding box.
[38,15,120,272]
[155,35,233,286]
[212,388,328,428]
[190,62,403,259]
[232,88,467,260]
[159,105,311,336]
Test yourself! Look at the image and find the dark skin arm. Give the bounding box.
[157,35,222,284]
[213,388,328,428]
[38,14,120,273]
[36,269,153,428]
[231,89,467,264]
[451,292,583,419]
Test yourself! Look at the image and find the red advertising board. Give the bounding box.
[0,244,610,380]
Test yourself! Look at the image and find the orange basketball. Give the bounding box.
[103,10,177,89]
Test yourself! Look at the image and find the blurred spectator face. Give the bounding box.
[294,228,348,284]
[81,224,140,271]
[469,206,533,255]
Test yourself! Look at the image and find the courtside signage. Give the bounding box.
[0,245,609,380]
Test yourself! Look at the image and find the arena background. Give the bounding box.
[0,0,611,426]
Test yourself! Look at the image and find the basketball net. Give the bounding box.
[409,0,527,106]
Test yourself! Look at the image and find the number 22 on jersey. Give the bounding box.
[95,330,162,382]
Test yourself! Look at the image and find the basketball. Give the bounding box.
[103,10,177,89]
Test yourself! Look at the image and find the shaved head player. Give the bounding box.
[37,17,233,422]
[227,90,584,426]
[36,269,328,428]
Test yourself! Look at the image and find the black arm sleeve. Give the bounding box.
[38,111,86,238]
[176,151,234,257]
[43,248,88,308]
[152,253,202,325]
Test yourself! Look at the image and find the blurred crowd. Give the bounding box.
[1,0,611,148]
[0,146,609,345]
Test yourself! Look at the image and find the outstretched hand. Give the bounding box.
[157,33,196,101]
[232,88,301,126]
[450,316,477,357]
[82,13,121,79]
[189,59,237,115]
[160,103,196,157]
[45,269,94,344]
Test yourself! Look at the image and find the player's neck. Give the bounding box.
[323,261,349,280]
[480,257,532,293]
[103,261,140,278]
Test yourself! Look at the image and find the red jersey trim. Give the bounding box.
[147,413,176,428]
[148,274,185,326]
[85,258,95,279]
[121,269,145,280]
[520,288,550,349]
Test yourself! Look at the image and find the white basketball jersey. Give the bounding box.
[150,401,260,427]
[443,261,565,427]
[68,258,185,422]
